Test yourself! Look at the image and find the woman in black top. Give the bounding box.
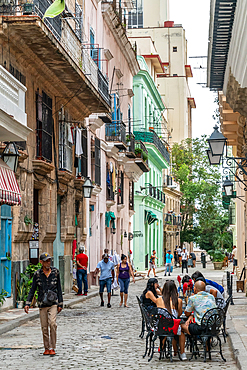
[141,278,160,311]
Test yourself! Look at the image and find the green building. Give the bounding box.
[132,56,170,271]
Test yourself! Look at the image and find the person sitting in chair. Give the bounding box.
[181,280,216,336]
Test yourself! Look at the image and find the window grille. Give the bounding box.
[59,111,73,172]
[36,91,53,162]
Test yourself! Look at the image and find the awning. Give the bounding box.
[0,158,21,206]
[145,210,158,225]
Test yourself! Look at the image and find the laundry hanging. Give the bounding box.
[68,124,73,144]
[75,127,83,156]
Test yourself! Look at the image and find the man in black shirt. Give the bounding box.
[24,253,63,356]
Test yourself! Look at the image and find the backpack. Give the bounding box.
[205,279,224,294]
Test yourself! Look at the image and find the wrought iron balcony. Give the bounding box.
[134,140,149,172]
[149,185,166,203]
[105,121,126,149]
[133,130,170,164]
[126,133,135,158]
[98,69,111,106]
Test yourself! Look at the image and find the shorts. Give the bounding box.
[188,323,204,336]
[149,263,155,269]
[99,278,112,293]
[233,258,238,266]
[118,277,130,294]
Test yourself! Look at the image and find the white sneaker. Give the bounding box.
[180,353,187,361]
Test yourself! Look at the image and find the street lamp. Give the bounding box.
[206,149,221,165]
[207,125,227,156]
[223,177,234,197]
[82,177,94,198]
[2,142,20,173]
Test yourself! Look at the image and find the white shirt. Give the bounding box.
[232,248,237,258]
[182,251,188,260]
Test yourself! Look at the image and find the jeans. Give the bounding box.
[76,269,88,294]
[182,260,188,273]
[165,263,172,274]
[118,277,130,294]
[99,278,112,293]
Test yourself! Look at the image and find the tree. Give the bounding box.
[171,136,232,251]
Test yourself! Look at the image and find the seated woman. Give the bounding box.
[141,278,160,311]
[156,281,187,361]
[178,275,192,296]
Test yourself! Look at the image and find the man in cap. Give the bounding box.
[164,249,173,276]
[181,246,188,274]
[24,252,63,356]
[93,254,115,308]
[76,246,88,296]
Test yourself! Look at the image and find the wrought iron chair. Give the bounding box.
[148,307,180,362]
[197,307,226,362]
[215,297,225,309]
[136,296,155,358]
[136,295,145,339]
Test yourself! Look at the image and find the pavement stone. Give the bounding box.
[0,264,238,369]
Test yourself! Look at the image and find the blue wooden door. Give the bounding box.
[0,206,12,296]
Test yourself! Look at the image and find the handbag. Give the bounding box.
[42,279,57,306]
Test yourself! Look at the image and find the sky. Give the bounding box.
[169,0,217,139]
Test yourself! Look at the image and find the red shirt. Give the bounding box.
[76,253,88,270]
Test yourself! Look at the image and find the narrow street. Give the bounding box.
[0,266,238,370]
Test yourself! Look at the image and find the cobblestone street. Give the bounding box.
[0,274,238,370]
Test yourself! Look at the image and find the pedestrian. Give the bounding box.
[93,254,115,308]
[24,253,63,356]
[232,245,238,275]
[177,246,182,267]
[174,246,178,267]
[190,251,196,268]
[116,254,135,307]
[164,249,173,276]
[147,250,158,277]
[76,246,88,296]
[181,246,188,274]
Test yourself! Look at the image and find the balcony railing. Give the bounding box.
[148,185,166,203]
[135,140,149,166]
[105,121,126,145]
[165,213,181,226]
[98,69,111,106]
[133,130,170,164]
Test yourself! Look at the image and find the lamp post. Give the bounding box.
[2,142,20,173]
[223,177,234,197]
[82,177,94,198]
[207,125,227,157]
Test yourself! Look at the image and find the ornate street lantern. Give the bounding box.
[207,125,227,156]
[82,177,94,198]
[2,142,20,173]
[223,176,234,197]
[206,149,221,165]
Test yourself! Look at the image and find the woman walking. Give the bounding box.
[117,254,135,307]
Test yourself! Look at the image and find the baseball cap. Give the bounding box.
[103,253,109,259]
[168,250,171,253]
[40,252,51,261]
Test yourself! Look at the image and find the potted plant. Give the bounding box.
[0,289,7,307]
[142,151,148,162]
[16,279,26,309]
[126,134,131,146]
[135,147,143,158]
[208,249,225,270]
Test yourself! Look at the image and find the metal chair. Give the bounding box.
[215,297,225,309]
[136,295,145,338]
[136,296,154,358]
[199,307,226,362]
[148,307,180,362]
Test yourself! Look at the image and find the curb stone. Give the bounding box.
[227,315,247,370]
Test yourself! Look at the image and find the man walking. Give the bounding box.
[232,245,238,275]
[94,254,115,308]
[76,246,88,296]
[147,250,158,277]
[24,253,63,356]
[181,246,188,274]
[164,250,173,276]
[177,246,182,267]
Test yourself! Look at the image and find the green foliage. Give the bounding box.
[142,151,148,162]
[208,249,225,262]
[172,136,232,251]
[135,148,142,155]
[0,289,8,307]
[16,263,42,303]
